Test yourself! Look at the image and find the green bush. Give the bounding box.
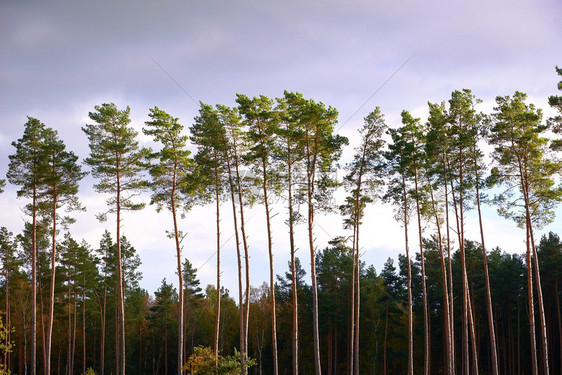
[183,346,255,375]
[0,314,13,375]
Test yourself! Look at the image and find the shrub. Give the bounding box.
[183,346,255,375]
[0,314,13,375]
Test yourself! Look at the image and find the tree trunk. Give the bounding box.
[225,155,245,375]
[116,161,126,375]
[443,154,455,374]
[232,142,251,373]
[171,165,184,375]
[214,165,222,367]
[261,158,278,375]
[287,154,299,375]
[413,164,430,375]
[31,185,37,375]
[402,175,414,375]
[473,145,499,375]
[384,301,389,375]
[554,282,562,372]
[427,175,452,375]
[46,182,58,375]
[349,223,356,375]
[83,275,86,375]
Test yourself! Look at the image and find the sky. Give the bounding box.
[1,0,562,296]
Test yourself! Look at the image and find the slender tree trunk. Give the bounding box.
[554,282,562,372]
[67,277,72,375]
[232,144,251,373]
[4,265,10,373]
[413,165,430,375]
[116,161,126,375]
[31,185,37,375]
[100,284,106,375]
[214,165,221,367]
[384,301,389,375]
[525,175,550,374]
[46,183,58,375]
[308,174,322,375]
[83,276,86,375]
[443,154,456,374]
[427,175,452,375]
[472,149,499,375]
[402,175,414,375]
[71,287,77,374]
[287,155,299,375]
[467,286,478,374]
[305,131,322,375]
[261,158,278,375]
[353,212,361,375]
[349,222,356,375]
[40,278,47,375]
[518,164,538,375]
[525,222,538,375]
[170,165,184,375]
[225,156,245,375]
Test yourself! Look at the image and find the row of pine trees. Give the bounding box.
[1,66,562,375]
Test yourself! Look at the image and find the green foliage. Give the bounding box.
[41,127,86,224]
[0,180,5,194]
[190,102,229,204]
[7,117,46,201]
[549,66,562,150]
[184,346,255,375]
[143,106,198,213]
[488,91,561,228]
[82,103,149,220]
[0,315,13,375]
[84,367,98,375]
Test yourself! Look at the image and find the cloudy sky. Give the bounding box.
[1,0,561,295]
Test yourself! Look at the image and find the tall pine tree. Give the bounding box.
[82,103,149,375]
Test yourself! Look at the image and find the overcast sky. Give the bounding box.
[1,0,561,295]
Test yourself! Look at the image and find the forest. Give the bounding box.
[1,66,562,375]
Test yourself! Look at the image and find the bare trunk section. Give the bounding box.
[413,163,430,375]
[225,155,245,375]
[402,175,414,375]
[443,153,456,374]
[427,175,452,375]
[31,185,37,375]
[214,164,222,367]
[287,154,299,375]
[170,163,184,375]
[522,168,550,375]
[261,157,278,375]
[116,155,126,375]
[472,148,499,375]
[305,131,322,375]
[349,222,356,375]
[46,180,58,375]
[232,146,251,374]
[82,275,86,375]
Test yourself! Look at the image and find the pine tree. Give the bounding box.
[191,103,228,365]
[237,94,281,375]
[82,103,149,375]
[0,227,19,375]
[7,117,48,375]
[40,126,86,375]
[275,92,307,375]
[340,107,387,375]
[299,96,347,375]
[489,92,561,375]
[144,106,197,375]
